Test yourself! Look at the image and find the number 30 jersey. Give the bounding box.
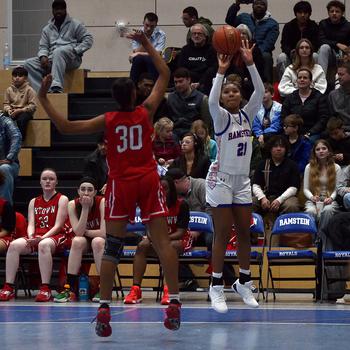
[105,106,157,180]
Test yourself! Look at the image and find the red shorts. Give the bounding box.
[0,236,13,249]
[24,233,67,253]
[105,170,168,223]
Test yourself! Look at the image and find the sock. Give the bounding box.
[133,283,141,288]
[41,283,50,288]
[67,274,79,293]
[239,270,251,284]
[169,294,180,304]
[99,301,110,308]
[212,272,223,286]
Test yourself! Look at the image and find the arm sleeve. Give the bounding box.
[252,116,263,137]
[5,119,22,161]
[331,165,342,200]
[278,67,297,97]
[337,166,350,197]
[312,67,327,94]
[303,164,313,199]
[259,21,279,53]
[153,31,166,52]
[24,87,37,114]
[73,22,94,55]
[309,94,330,135]
[3,89,12,113]
[252,183,266,200]
[276,187,298,204]
[38,29,50,58]
[225,3,240,26]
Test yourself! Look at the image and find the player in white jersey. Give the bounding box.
[207,40,264,313]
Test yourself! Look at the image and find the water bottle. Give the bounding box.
[78,274,89,301]
[3,43,10,70]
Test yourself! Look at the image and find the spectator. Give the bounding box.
[54,177,105,303]
[152,117,181,167]
[24,0,93,93]
[277,1,319,79]
[283,114,312,174]
[278,39,327,97]
[135,73,168,122]
[177,24,216,91]
[170,132,210,179]
[303,139,341,230]
[0,171,16,254]
[252,135,300,226]
[0,113,21,205]
[252,82,282,146]
[3,66,37,140]
[83,134,108,195]
[123,175,190,305]
[0,168,69,302]
[167,67,211,139]
[326,117,350,167]
[328,62,350,131]
[190,119,217,163]
[318,0,350,77]
[182,6,214,44]
[281,68,330,142]
[129,12,166,83]
[337,165,350,210]
[225,0,279,82]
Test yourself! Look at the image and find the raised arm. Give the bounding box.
[127,30,170,122]
[38,75,105,135]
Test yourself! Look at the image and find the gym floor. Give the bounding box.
[1,291,350,350]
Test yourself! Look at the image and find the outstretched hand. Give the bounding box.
[217,53,233,74]
[38,74,53,98]
[240,39,255,66]
[126,30,148,46]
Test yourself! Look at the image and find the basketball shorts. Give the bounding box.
[24,233,67,253]
[105,170,168,223]
[206,171,252,207]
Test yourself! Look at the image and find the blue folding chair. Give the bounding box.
[266,212,318,301]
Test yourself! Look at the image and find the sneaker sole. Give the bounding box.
[232,283,259,308]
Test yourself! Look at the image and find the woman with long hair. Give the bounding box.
[170,132,210,179]
[279,39,327,97]
[303,139,341,230]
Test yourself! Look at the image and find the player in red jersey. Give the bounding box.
[38,31,180,336]
[0,170,16,254]
[0,168,68,302]
[124,174,190,306]
[54,177,105,303]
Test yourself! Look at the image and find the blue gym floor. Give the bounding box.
[1,294,350,350]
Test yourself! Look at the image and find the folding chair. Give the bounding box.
[266,212,318,301]
[224,213,265,300]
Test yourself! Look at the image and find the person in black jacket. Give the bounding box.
[318,1,350,76]
[277,1,319,79]
[281,68,330,143]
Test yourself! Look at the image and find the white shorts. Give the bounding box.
[206,171,252,207]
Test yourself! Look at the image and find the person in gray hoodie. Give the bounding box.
[24,0,93,93]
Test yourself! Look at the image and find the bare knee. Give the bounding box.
[38,239,54,255]
[91,237,105,253]
[71,236,88,252]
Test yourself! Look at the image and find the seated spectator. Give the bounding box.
[83,134,108,195]
[278,39,327,97]
[167,68,211,139]
[225,0,279,83]
[123,175,190,305]
[182,6,214,44]
[24,0,93,93]
[329,62,350,130]
[0,171,16,254]
[3,66,37,140]
[284,114,312,174]
[0,168,69,301]
[252,135,300,227]
[54,177,105,303]
[170,132,210,179]
[326,117,350,167]
[190,119,217,163]
[252,82,282,146]
[0,113,21,205]
[318,0,350,77]
[277,1,319,79]
[152,117,181,167]
[337,165,350,210]
[281,68,330,142]
[129,12,166,83]
[303,139,341,230]
[201,24,265,98]
[135,73,168,122]
[177,23,216,91]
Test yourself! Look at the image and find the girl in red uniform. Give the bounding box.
[54,177,105,303]
[38,31,180,335]
[0,168,68,301]
[124,175,190,306]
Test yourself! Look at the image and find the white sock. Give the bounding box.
[239,268,251,275]
[169,294,180,302]
[212,272,223,279]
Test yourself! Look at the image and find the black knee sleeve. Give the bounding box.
[103,234,125,264]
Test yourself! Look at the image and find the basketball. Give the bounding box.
[212,25,242,55]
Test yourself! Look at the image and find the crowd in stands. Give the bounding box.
[1,0,350,304]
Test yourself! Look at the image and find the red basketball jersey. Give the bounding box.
[74,195,103,230]
[166,198,188,235]
[105,106,157,180]
[34,192,63,236]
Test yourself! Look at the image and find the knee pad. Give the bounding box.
[103,234,125,264]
